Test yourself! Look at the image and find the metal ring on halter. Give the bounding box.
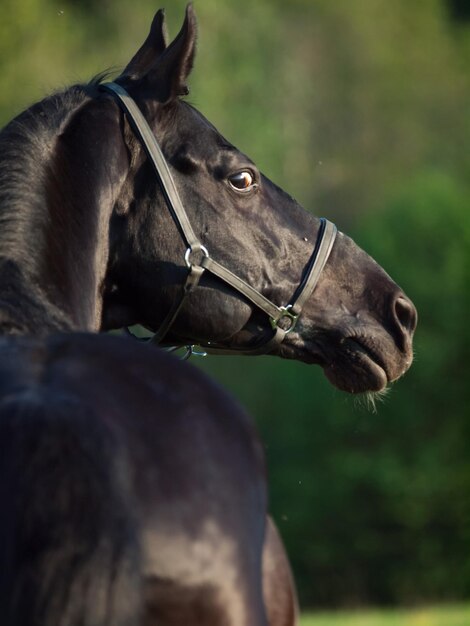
[270,305,298,334]
[180,345,208,360]
[184,245,209,269]
[165,345,208,360]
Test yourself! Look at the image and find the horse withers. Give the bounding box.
[0,5,416,625]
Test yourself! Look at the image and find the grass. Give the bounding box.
[300,603,470,626]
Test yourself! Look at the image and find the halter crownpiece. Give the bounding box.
[101,82,337,356]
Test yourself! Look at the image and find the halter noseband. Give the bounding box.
[101,82,337,356]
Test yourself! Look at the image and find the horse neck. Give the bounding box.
[0,85,128,335]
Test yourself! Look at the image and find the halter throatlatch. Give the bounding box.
[101,82,337,356]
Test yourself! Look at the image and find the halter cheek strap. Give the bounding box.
[200,218,336,355]
[101,82,337,355]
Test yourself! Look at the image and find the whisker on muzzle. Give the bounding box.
[354,387,391,414]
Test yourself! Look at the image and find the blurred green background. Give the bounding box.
[2,0,469,614]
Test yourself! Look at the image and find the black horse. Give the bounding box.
[0,6,417,625]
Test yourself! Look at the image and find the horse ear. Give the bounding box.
[147,4,197,101]
[121,9,169,80]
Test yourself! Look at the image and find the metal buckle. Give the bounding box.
[166,345,207,360]
[185,245,209,269]
[270,305,298,333]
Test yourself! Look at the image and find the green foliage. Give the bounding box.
[346,173,470,603]
[1,0,469,610]
[300,603,470,626]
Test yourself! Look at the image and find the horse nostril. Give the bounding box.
[394,295,418,336]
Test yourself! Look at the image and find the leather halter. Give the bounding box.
[101,82,337,356]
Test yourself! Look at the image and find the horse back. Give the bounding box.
[0,333,268,626]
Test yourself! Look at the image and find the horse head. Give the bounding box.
[101,6,416,394]
[0,6,416,395]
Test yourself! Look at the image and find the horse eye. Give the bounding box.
[228,171,255,191]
